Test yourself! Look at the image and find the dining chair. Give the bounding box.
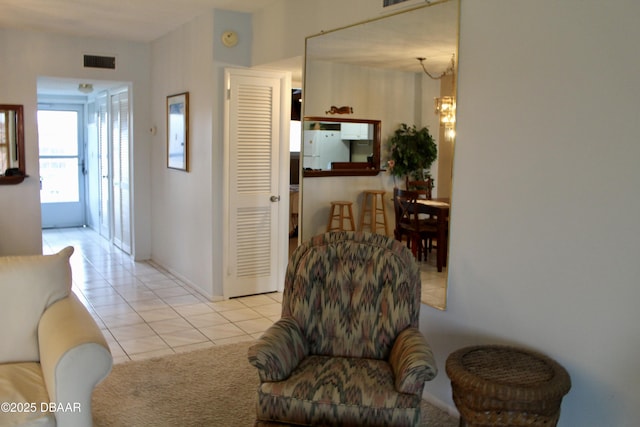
[406,177,433,200]
[393,188,437,261]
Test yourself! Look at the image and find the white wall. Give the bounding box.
[149,10,252,298]
[256,1,640,425]
[420,1,640,425]
[0,28,151,257]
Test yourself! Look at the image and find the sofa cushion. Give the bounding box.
[0,362,56,426]
[0,247,74,364]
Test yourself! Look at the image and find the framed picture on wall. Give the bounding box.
[380,0,428,14]
[167,92,189,171]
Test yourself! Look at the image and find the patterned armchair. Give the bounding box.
[248,231,437,426]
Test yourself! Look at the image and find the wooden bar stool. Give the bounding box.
[327,201,356,232]
[358,190,389,235]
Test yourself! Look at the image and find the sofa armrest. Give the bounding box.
[38,293,112,427]
[389,327,438,395]
[248,317,308,382]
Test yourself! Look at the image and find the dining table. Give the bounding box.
[416,198,450,272]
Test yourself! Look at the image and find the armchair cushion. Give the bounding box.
[0,247,74,364]
[257,355,422,426]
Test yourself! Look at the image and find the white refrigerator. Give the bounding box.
[303,130,349,169]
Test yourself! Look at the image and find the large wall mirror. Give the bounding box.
[0,104,26,185]
[301,0,459,309]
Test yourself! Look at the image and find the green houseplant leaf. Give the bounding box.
[387,123,437,180]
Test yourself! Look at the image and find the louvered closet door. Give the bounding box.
[225,71,282,298]
[110,89,131,254]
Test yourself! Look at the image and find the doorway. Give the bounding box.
[38,105,86,228]
[37,78,132,255]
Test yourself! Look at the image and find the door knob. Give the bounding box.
[270,195,280,202]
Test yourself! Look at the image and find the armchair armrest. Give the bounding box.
[248,317,308,382]
[389,327,438,395]
[38,293,112,427]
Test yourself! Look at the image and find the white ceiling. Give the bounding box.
[0,0,276,42]
[307,1,458,75]
[1,0,457,94]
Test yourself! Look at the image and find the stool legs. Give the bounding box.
[359,191,389,235]
[327,202,356,232]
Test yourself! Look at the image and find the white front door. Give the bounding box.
[223,68,290,298]
[38,105,86,228]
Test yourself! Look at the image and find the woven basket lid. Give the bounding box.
[446,345,571,402]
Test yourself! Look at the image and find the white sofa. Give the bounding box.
[0,247,112,427]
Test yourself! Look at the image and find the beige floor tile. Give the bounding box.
[100,312,146,328]
[173,302,215,317]
[235,317,275,334]
[119,335,171,355]
[164,294,202,306]
[157,329,209,347]
[251,303,282,318]
[113,355,132,364]
[94,303,137,318]
[127,298,169,312]
[87,293,127,308]
[207,299,246,312]
[184,312,229,328]
[117,289,157,302]
[199,323,248,341]
[153,286,191,299]
[137,307,180,322]
[109,323,157,341]
[148,317,194,334]
[237,294,278,307]
[143,279,182,290]
[220,307,262,322]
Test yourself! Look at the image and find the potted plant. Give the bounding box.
[386,123,437,183]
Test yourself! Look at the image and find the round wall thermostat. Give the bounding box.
[221,30,238,47]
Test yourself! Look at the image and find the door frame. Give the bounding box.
[222,68,291,299]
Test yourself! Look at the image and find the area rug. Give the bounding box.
[92,340,457,426]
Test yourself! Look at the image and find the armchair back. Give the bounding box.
[282,231,421,360]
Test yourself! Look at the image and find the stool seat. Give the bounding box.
[327,201,356,232]
[359,190,389,235]
[446,345,571,427]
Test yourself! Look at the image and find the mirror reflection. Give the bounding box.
[302,117,381,176]
[301,0,459,309]
[0,104,26,184]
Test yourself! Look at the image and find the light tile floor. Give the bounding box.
[42,227,282,364]
[43,227,446,363]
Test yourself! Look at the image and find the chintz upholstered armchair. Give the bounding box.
[0,247,112,427]
[248,231,437,426]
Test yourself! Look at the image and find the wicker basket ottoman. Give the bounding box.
[445,345,571,427]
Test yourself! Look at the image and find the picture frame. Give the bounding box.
[380,0,428,14]
[167,92,189,171]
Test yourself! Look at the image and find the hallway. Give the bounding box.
[43,227,281,364]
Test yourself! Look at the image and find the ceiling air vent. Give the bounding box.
[83,54,116,70]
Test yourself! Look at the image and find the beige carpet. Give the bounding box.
[92,340,457,426]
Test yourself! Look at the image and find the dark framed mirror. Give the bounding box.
[0,104,26,185]
[302,117,381,177]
